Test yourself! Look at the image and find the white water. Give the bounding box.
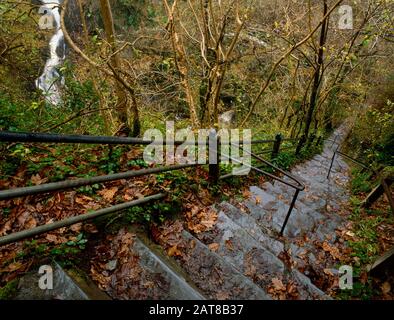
[36,0,65,106]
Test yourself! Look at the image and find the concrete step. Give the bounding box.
[14,261,110,300]
[158,228,270,300]
[206,204,330,299]
[129,237,205,300]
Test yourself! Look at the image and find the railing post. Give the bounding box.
[280,189,300,236]
[209,130,220,184]
[327,149,337,179]
[271,134,282,158]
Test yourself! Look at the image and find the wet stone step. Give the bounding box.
[195,211,285,276]
[244,194,316,238]
[97,233,205,300]
[194,210,325,300]
[159,229,270,300]
[14,262,110,300]
[218,202,284,256]
[130,237,205,300]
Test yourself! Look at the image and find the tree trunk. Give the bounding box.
[297,0,328,153]
[99,0,135,136]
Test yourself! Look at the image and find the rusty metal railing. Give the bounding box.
[0,130,302,245]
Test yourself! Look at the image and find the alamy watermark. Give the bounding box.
[38,265,53,290]
[339,265,353,290]
[143,122,252,176]
[338,5,354,30]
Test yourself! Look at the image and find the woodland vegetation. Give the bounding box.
[0,0,393,300]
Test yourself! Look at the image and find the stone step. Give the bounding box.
[243,189,317,238]
[196,210,285,282]
[194,208,329,300]
[159,228,270,300]
[130,237,206,300]
[14,261,110,300]
[218,202,284,256]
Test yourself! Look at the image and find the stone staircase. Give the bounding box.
[95,126,351,300]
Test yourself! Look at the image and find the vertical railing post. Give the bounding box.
[280,189,300,236]
[209,130,220,184]
[327,148,338,179]
[271,133,282,159]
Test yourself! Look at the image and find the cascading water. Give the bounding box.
[36,0,66,106]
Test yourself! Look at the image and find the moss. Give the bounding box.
[0,279,19,300]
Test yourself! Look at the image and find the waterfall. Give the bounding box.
[36,0,66,106]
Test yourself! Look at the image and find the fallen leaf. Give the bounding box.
[31,174,48,186]
[167,245,182,257]
[271,278,286,291]
[322,241,341,260]
[225,239,234,251]
[6,262,23,272]
[208,243,220,252]
[242,189,251,198]
[381,282,391,294]
[46,234,58,243]
[323,268,334,276]
[216,291,230,300]
[70,223,82,232]
[98,187,118,201]
[189,240,196,250]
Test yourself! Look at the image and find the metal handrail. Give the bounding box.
[0,193,166,246]
[327,147,377,179]
[0,164,196,200]
[220,143,304,236]
[0,130,301,245]
[0,131,276,146]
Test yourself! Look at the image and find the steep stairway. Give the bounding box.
[92,126,351,300]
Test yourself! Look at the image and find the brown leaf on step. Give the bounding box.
[46,234,59,243]
[208,243,220,252]
[322,241,342,260]
[98,187,118,201]
[271,278,286,291]
[186,206,217,234]
[216,291,230,300]
[255,196,261,204]
[123,193,133,201]
[84,223,98,233]
[286,282,299,298]
[323,268,334,276]
[167,245,182,257]
[75,195,94,205]
[24,217,37,230]
[225,239,234,251]
[381,282,391,294]
[242,189,251,198]
[4,261,23,272]
[31,174,48,186]
[70,223,82,232]
[189,239,196,250]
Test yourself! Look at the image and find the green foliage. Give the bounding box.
[350,169,373,195]
[0,279,19,300]
[337,280,375,301]
[125,202,174,224]
[99,146,124,174]
[272,152,297,170]
[127,159,148,168]
[50,233,88,264]
[346,76,394,167]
